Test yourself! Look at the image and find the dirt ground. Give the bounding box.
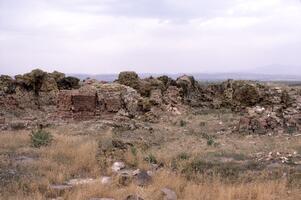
[1,109,301,200]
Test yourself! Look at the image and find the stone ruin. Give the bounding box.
[57,82,141,119]
[0,69,80,112]
[1,69,300,134]
[57,90,97,120]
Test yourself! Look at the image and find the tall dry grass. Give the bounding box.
[63,170,299,200]
[34,134,99,183]
[0,130,300,200]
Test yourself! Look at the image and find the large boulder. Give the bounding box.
[0,75,16,94]
[117,72,165,97]
[96,83,141,116]
[163,86,182,105]
[175,75,209,107]
[157,75,177,89]
[210,80,271,109]
[232,81,263,107]
[49,71,65,82]
[149,89,163,105]
[57,76,80,90]
[15,69,47,94]
[40,76,58,92]
[13,69,74,94]
[117,71,140,90]
[176,75,197,95]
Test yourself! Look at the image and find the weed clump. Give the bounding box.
[30,129,53,148]
[177,152,190,160]
[144,154,158,164]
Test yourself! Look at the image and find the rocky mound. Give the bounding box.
[0,69,80,112]
[1,69,300,135]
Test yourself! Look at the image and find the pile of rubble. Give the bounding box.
[237,87,301,134]
[255,151,301,165]
[57,83,141,119]
[0,69,80,112]
[50,160,177,200]
[1,69,300,134]
[56,71,189,120]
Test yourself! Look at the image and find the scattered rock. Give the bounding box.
[89,198,115,200]
[112,161,126,172]
[134,170,152,186]
[14,156,36,165]
[49,197,64,200]
[10,120,27,130]
[132,169,141,176]
[66,178,98,186]
[101,176,112,185]
[118,170,133,186]
[124,194,144,200]
[161,188,177,200]
[49,184,73,191]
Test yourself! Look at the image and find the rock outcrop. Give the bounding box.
[0,69,80,114]
[57,82,142,119]
[0,75,16,94]
[1,69,300,135]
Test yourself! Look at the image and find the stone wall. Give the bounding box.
[57,83,141,119]
[57,90,97,119]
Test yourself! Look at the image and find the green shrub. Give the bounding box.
[207,138,215,146]
[177,152,190,160]
[30,129,53,148]
[286,126,297,135]
[200,132,218,147]
[130,146,137,156]
[144,154,158,164]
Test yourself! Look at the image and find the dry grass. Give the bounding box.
[0,131,30,152]
[32,134,99,183]
[0,111,301,199]
[50,170,300,200]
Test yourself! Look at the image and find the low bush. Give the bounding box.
[30,129,53,148]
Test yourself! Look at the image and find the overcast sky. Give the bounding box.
[0,0,301,75]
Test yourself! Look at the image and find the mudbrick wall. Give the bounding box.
[57,90,97,119]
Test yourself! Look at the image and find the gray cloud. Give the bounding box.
[0,0,301,75]
[46,0,235,21]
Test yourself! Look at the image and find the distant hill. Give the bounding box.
[69,72,301,82]
[250,65,301,76]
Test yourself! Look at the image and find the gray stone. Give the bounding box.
[10,120,27,130]
[49,184,73,191]
[89,198,115,200]
[161,188,177,200]
[112,161,126,172]
[100,176,112,185]
[135,170,152,186]
[124,194,144,200]
[66,178,98,186]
